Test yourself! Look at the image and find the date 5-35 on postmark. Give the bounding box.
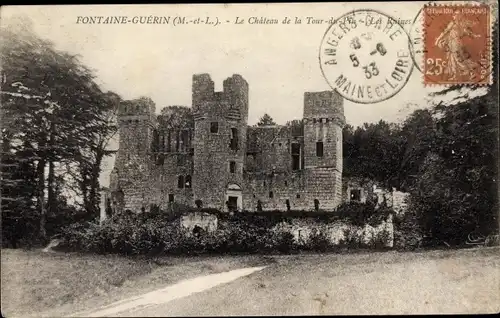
[423,4,492,85]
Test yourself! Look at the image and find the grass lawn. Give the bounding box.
[1,247,499,317]
[132,247,500,316]
[0,249,274,318]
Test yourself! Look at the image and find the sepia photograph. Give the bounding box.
[1,1,499,317]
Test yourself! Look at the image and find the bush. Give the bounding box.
[58,206,397,256]
[366,207,393,227]
[307,230,332,252]
[270,231,298,253]
[335,201,378,226]
[339,228,359,248]
[58,212,175,255]
[393,208,423,250]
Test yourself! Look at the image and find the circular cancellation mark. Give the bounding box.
[319,9,415,104]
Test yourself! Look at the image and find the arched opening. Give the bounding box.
[314,199,320,211]
[257,200,263,212]
[193,225,204,238]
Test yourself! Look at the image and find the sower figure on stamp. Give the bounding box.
[434,12,481,80]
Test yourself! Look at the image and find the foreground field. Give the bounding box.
[0,249,273,318]
[111,247,500,316]
[1,247,499,316]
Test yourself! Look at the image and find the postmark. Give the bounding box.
[319,9,414,104]
[409,7,425,74]
[423,3,492,85]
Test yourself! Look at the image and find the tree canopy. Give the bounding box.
[344,89,498,245]
[256,113,276,126]
[158,105,194,130]
[1,16,120,245]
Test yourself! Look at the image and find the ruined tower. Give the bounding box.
[110,97,156,212]
[302,90,345,210]
[192,74,249,211]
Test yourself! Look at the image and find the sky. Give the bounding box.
[1,2,495,187]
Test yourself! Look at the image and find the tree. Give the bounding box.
[1,16,118,243]
[407,90,498,245]
[155,106,193,155]
[73,91,120,216]
[408,18,499,245]
[343,90,498,246]
[256,113,276,126]
[285,119,303,136]
[158,106,194,130]
[342,120,404,189]
[396,109,437,191]
[341,19,499,246]
[0,139,38,247]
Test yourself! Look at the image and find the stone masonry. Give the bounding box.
[109,74,346,213]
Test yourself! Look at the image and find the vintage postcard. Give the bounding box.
[1,1,499,317]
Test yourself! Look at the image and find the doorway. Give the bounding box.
[227,196,238,212]
[226,183,242,212]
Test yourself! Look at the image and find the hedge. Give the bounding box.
[56,202,394,256]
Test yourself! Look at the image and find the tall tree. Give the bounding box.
[256,113,276,126]
[72,91,120,216]
[396,109,437,190]
[408,17,499,244]
[1,16,118,242]
[410,91,498,245]
[342,120,404,189]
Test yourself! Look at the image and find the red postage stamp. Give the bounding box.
[423,4,492,85]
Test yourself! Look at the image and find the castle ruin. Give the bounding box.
[108,73,346,213]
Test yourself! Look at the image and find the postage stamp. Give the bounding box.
[423,3,492,85]
[319,9,414,104]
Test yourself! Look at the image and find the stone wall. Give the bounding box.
[343,177,410,214]
[110,97,156,213]
[148,153,194,210]
[302,91,345,170]
[392,190,410,215]
[179,212,218,236]
[112,157,151,212]
[192,74,249,211]
[304,168,342,210]
[272,214,394,248]
[243,171,306,211]
[176,212,394,249]
[342,177,378,203]
[99,188,110,224]
[246,126,294,173]
[242,168,342,211]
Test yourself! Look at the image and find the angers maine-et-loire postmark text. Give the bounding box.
[319,10,414,104]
